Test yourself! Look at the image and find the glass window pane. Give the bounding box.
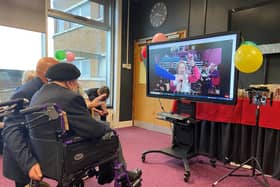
[48,17,110,93]
[51,0,104,23]
[0,26,42,70]
[56,19,64,32]
[0,26,43,101]
[81,3,91,18]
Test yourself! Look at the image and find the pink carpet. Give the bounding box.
[1,126,280,186]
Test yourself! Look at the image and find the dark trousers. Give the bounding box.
[15,182,27,187]
[100,115,107,121]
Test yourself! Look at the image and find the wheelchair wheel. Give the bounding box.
[130,178,142,187]
[184,171,190,182]
[210,159,216,168]
[116,178,129,187]
[141,155,146,162]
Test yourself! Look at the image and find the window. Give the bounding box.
[0,0,115,105]
[49,0,110,30]
[51,0,105,35]
[54,2,91,34]
[0,26,43,101]
[49,0,114,106]
[73,60,91,79]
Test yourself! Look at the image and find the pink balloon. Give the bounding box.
[152,33,168,43]
[66,52,75,62]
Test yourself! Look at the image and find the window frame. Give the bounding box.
[47,0,115,107]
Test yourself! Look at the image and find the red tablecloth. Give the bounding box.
[196,98,280,130]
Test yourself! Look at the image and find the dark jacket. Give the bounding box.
[2,77,44,183]
[85,88,99,101]
[30,83,110,140]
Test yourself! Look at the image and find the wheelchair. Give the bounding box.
[1,99,142,187]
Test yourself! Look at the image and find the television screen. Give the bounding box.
[146,32,240,104]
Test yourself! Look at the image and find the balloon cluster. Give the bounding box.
[234,41,263,73]
[55,50,76,63]
[141,33,168,62]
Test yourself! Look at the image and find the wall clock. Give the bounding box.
[149,2,168,28]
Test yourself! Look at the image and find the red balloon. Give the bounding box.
[152,33,168,43]
[141,46,147,60]
[66,52,75,62]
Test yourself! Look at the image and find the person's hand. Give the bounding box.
[97,93,107,101]
[96,109,104,116]
[91,94,107,108]
[0,122,4,128]
[100,110,109,116]
[28,163,43,181]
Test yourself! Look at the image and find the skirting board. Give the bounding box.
[134,120,172,135]
[112,120,133,128]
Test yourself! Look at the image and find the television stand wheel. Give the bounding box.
[184,171,190,182]
[210,159,216,168]
[141,154,146,162]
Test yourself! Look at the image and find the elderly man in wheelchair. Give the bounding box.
[2,63,142,187]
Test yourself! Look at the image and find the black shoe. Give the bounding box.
[98,162,115,185]
[127,168,142,182]
[30,181,51,187]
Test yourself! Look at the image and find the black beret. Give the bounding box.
[46,63,81,81]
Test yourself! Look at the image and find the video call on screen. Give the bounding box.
[147,33,238,104]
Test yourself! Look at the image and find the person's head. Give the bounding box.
[184,45,190,51]
[186,53,196,67]
[46,63,81,93]
[36,57,59,83]
[176,61,186,74]
[201,62,207,70]
[159,84,166,91]
[97,86,110,100]
[209,63,217,71]
[22,70,36,84]
[187,53,194,61]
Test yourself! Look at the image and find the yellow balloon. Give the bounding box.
[234,45,263,73]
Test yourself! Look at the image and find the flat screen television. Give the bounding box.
[146,31,240,105]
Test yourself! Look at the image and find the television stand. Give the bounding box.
[141,113,199,182]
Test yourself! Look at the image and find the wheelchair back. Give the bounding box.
[0,101,118,186]
[22,103,119,185]
[1,100,141,187]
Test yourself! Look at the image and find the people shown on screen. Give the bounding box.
[170,61,190,93]
[159,81,168,91]
[186,53,201,93]
[208,63,221,94]
[200,62,211,95]
[154,80,168,92]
